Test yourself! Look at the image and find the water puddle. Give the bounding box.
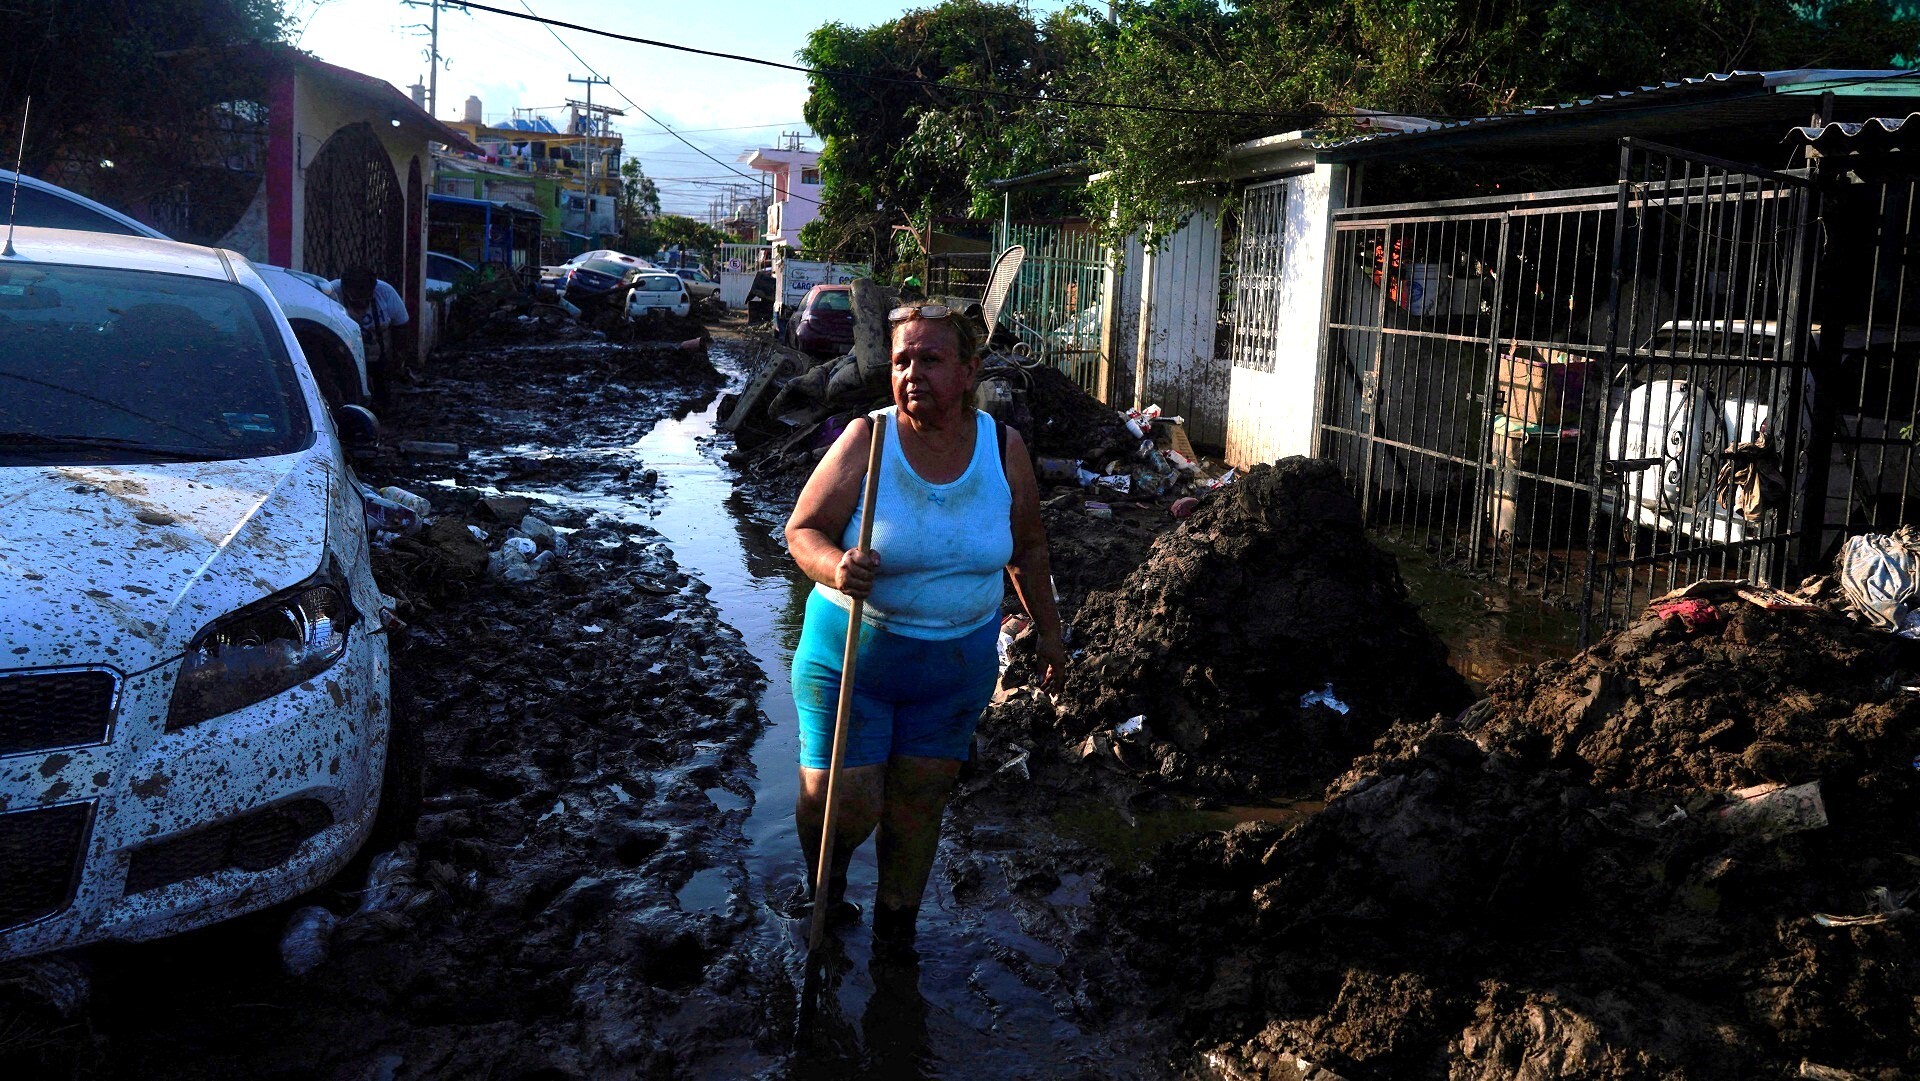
[1381,538,1581,690]
[617,343,1165,1077]
[678,866,734,914]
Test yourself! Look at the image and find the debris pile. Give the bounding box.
[992,457,1473,797]
[1108,592,1920,1079]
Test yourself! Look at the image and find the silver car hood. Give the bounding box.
[0,451,334,675]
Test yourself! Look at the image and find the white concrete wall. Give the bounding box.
[1223,162,1347,468]
[1139,203,1227,447]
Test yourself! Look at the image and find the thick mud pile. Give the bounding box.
[1112,597,1920,1079]
[995,457,1471,797]
[1018,361,1137,463]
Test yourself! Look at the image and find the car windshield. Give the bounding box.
[579,259,631,278]
[0,263,312,464]
[812,290,852,312]
[680,270,711,283]
[640,276,682,293]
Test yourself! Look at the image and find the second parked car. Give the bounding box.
[788,284,855,357]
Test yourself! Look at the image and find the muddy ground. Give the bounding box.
[1107,596,1920,1080]
[15,312,1907,1081]
[5,319,1184,1080]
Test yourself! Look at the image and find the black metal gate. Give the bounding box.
[1316,140,1819,641]
[302,122,405,286]
[1584,142,1818,636]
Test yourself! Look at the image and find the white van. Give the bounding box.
[0,227,401,960]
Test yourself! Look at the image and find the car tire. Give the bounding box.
[368,670,423,847]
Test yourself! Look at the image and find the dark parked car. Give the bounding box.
[789,284,855,357]
[561,257,644,316]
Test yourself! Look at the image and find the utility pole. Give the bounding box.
[568,73,611,173]
[400,0,445,115]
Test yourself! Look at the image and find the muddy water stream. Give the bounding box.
[481,344,1168,1078]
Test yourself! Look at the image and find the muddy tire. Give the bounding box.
[369,671,423,847]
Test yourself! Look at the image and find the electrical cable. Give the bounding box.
[507,0,824,208]
[454,1,1920,127]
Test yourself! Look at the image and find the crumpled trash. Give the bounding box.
[375,486,431,519]
[360,844,427,915]
[1169,496,1200,519]
[1299,684,1350,714]
[995,747,1031,781]
[489,535,549,583]
[1651,597,1723,633]
[1204,468,1237,491]
[1812,885,1913,928]
[997,614,1032,670]
[1838,530,1920,636]
[1715,781,1827,838]
[280,905,336,976]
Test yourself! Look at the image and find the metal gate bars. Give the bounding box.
[1583,142,1819,639]
[995,222,1108,394]
[1315,140,1819,642]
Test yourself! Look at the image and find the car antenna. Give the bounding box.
[3,97,28,259]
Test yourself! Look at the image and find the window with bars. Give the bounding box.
[1229,180,1288,373]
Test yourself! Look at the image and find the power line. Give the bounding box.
[456,0,1358,122]
[451,3,1920,129]
[508,0,820,208]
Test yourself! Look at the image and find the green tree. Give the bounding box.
[618,157,661,236]
[1,0,290,175]
[1073,0,1920,240]
[625,214,729,262]
[799,0,1092,265]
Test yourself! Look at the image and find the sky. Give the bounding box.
[292,0,943,217]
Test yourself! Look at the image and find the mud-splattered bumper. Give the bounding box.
[0,629,389,960]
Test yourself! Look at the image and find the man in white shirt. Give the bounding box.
[328,266,411,405]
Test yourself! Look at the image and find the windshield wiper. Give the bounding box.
[0,432,231,461]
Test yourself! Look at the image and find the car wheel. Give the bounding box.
[368,670,423,847]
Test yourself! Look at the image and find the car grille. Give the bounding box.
[124,799,333,895]
[0,669,117,756]
[0,802,93,931]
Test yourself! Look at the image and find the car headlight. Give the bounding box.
[168,580,354,730]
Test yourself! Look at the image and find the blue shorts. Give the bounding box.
[791,591,998,769]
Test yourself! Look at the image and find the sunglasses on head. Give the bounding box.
[888,303,953,324]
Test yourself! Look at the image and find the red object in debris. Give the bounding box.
[1170,497,1200,519]
[1651,598,1723,633]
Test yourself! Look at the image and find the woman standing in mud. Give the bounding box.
[785,303,1066,963]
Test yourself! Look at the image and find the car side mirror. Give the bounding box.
[333,404,380,448]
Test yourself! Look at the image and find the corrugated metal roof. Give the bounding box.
[1314,70,1920,162]
[1789,112,1920,153]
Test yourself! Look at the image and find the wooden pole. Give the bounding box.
[807,414,886,952]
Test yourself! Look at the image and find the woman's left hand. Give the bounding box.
[1035,632,1068,696]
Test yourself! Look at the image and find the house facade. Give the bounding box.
[744,148,822,247]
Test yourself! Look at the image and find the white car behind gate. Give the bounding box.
[0,227,399,961]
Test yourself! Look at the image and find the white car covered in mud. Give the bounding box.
[0,227,404,961]
[626,271,692,320]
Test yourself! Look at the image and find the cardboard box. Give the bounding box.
[1497,348,1595,428]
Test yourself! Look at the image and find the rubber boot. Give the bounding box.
[872,902,920,965]
[822,872,861,927]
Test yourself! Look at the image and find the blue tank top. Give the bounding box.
[817,407,1013,640]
